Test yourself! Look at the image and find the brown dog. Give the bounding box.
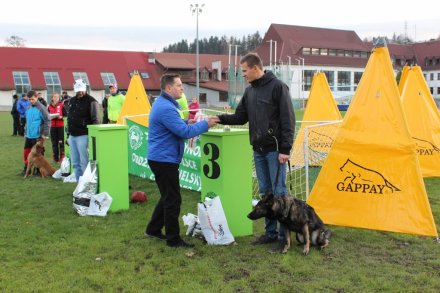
[247,194,331,255]
[24,140,55,178]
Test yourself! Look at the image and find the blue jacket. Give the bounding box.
[25,101,50,139]
[17,98,30,118]
[147,92,208,164]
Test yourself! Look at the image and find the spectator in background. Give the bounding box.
[61,91,71,102]
[48,92,66,163]
[16,93,30,136]
[107,84,125,123]
[188,96,200,120]
[10,94,20,136]
[21,90,50,175]
[67,79,101,181]
[37,92,48,107]
[176,92,189,119]
[102,94,110,124]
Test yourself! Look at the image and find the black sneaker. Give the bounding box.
[167,239,194,248]
[251,234,278,245]
[269,239,287,253]
[145,231,166,241]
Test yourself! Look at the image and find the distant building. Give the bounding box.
[0,23,439,111]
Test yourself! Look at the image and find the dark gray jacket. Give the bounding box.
[218,71,295,155]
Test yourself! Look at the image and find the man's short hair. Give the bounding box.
[240,53,263,70]
[27,90,37,98]
[160,73,181,90]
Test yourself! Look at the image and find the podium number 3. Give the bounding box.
[203,143,220,179]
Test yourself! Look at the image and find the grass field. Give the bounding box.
[0,111,439,292]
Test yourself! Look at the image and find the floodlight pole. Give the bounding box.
[191,3,204,100]
[298,57,305,108]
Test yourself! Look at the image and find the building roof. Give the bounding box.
[153,52,230,71]
[0,47,162,91]
[255,24,370,67]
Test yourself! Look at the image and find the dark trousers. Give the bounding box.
[50,126,65,162]
[12,114,20,135]
[146,160,182,244]
[19,117,26,136]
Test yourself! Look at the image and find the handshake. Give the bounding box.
[188,115,221,128]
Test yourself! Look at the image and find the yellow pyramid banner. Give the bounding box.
[398,65,411,94]
[307,47,438,237]
[117,73,151,127]
[290,72,342,166]
[400,66,440,177]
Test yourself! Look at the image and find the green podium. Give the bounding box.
[200,128,253,237]
[88,124,129,212]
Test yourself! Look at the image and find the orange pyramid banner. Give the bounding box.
[400,66,440,177]
[117,73,151,127]
[290,72,342,166]
[307,47,438,237]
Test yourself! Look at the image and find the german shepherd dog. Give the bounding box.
[247,193,331,255]
[24,140,56,178]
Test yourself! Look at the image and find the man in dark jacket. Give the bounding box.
[11,94,20,136]
[212,53,296,253]
[67,79,101,181]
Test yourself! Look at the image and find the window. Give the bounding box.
[430,87,433,94]
[337,71,351,91]
[336,49,344,56]
[323,70,334,90]
[219,92,228,102]
[311,48,320,55]
[44,72,62,101]
[73,72,90,92]
[199,93,206,103]
[302,48,311,55]
[437,87,440,95]
[328,49,336,56]
[353,51,361,58]
[344,50,353,57]
[361,52,368,58]
[201,69,209,81]
[304,70,315,91]
[13,71,31,96]
[438,73,440,80]
[101,72,117,94]
[320,49,328,56]
[140,72,149,79]
[354,72,363,90]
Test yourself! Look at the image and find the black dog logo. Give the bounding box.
[337,159,400,194]
[412,137,440,156]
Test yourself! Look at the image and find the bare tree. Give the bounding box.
[5,35,26,47]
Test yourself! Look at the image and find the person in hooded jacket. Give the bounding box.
[211,53,296,253]
[17,93,30,136]
[21,90,50,175]
[67,79,101,181]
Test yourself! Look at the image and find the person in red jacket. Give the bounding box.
[188,96,200,120]
[48,92,66,162]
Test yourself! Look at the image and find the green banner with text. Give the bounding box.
[127,119,202,191]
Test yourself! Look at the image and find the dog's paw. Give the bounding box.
[303,248,310,256]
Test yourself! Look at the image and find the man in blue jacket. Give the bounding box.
[21,90,50,175]
[145,73,217,248]
[16,93,30,136]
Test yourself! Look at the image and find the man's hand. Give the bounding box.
[207,117,218,128]
[278,153,290,164]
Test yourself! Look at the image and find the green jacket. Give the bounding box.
[108,93,126,122]
[176,93,189,119]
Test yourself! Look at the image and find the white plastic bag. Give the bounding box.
[182,213,202,237]
[60,156,71,177]
[197,196,235,245]
[87,192,112,217]
[72,161,98,216]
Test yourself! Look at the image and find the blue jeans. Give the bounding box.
[254,151,287,240]
[69,135,89,181]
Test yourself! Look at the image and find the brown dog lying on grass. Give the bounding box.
[247,193,331,255]
[24,140,55,178]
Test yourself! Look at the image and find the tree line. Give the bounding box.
[162,32,263,55]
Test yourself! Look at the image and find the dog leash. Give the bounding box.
[273,157,293,194]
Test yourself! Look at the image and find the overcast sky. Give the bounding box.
[1,0,438,52]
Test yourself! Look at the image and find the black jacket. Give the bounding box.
[218,71,295,155]
[67,93,101,136]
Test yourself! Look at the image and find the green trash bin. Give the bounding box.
[200,128,253,237]
[88,124,129,212]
